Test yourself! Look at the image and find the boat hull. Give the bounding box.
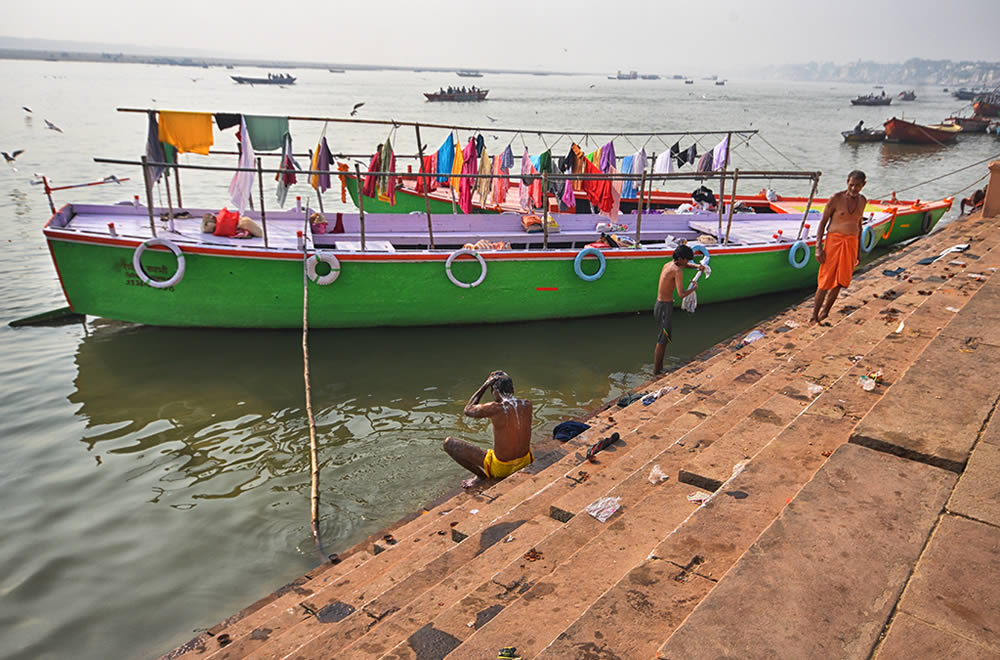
[44,206,892,329]
[842,130,886,143]
[884,117,961,144]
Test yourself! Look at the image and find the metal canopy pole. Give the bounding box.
[140,156,157,237]
[354,163,367,251]
[414,124,435,249]
[724,169,740,245]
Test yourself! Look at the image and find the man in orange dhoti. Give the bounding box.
[811,171,867,324]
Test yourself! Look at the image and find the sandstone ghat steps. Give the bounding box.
[162,211,998,660]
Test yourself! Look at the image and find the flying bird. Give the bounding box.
[22,106,32,113]
[485,115,498,122]
[3,149,24,171]
[44,119,63,133]
[350,102,365,116]
[589,84,596,88]
[103,174,124,184]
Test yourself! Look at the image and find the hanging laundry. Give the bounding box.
[492,153,510,205]
[243,115,289,151]
[599,141,616,173]
[416,154,439,193]
[377,137,396,205]
[459,138,477,213]
[274,133,301,207]
[450,138,464,191]
[436,133,455,183]
[608,165,623,223]
[634,148,648,175]
[158,111,214,155]
[476,147,492,205]
[560,179,576,211]
[475,134,486,157]
[500,144,514,171]
[620,155,636,199]
[309,136,333,192]
[228,116,256,214]
[145,111,167,183]
[712,135,730,172]
[581,156,613,214]
[519,147,533,211]
[214,113,241,131]
[570,143,585,191]
[362,148,380,198]
[686,144,698,167]
[696,152,714,173]
[653,150,674,174]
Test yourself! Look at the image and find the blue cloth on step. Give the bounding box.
[552,420,590,441]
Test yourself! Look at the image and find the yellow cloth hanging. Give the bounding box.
[451,141,464,191]
[157,111,214,155]
[309,146,321,190]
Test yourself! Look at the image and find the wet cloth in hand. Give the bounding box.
[158,111,214,155]
[817,232,859,289]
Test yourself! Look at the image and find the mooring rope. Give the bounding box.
[872,151,1000,199]
[301,200,325,561]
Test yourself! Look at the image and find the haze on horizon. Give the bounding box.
[3,0,999,75]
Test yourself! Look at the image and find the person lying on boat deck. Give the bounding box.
[443,370,533,489]
[654,245,705,375]
[811,170,867,325]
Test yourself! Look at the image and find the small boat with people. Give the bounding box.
[842,128,886,143]
[851,93,892,106]
[231,73,296,85]
[424,86,489,102]
[38,110,905,330]
[884,117,962,144]
[897,90,916,101]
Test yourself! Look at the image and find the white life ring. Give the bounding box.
[133,238,185,289]
[445,249,487,288]
[306,251,341,285]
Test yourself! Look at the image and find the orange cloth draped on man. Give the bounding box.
[816,232,859,289]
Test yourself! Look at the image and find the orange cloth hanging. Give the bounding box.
[157,111,214,155]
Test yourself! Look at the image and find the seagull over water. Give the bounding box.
[3,149,24,171]
[350,102,365,116]
[22,106,32,113]
[486,115,498,122]
[44,119,63,133]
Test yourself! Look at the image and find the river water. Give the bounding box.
[0,60,995,660]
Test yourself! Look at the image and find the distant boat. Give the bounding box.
[684,79,694,85]
[884,117,962,144]
[609,70,638,80]
[456,70,482,78]
[328,68,345,74]
[715,80,726,86]
[943,116,990,133]
[424,89,489,102]
[897,90,916,101]
[231,73,295,85]
[953,87,989,100]
[225,64,234,70]
[639,74,660,80]
[842,128,886,143]
[702,75,718,81]
[851,94,892,106]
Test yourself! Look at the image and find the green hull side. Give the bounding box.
[881,207,946,244]
[343,174,498,215]
[48,239,835,329]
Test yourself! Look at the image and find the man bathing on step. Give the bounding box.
[443,371,534,488]
[811,170,867,324]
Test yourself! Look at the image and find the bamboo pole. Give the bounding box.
[797,175,820,240]
[541,172,549,250]
[716,170,727,240]
[646,154,655,214]
[140,156,157,237]
[414,124,435,248]
[354,163,367,251]
[301,228,323,559]
[636,169,647,246]
[257,158,269,248]
[724,169,740,245]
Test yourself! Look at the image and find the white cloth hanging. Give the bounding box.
[653,151,674,174]
[711,136,730,172]
[228,116,256,214]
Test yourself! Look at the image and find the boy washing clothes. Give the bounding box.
[811,170,867,324]
[443,371,533,489]
[653,244,706,375]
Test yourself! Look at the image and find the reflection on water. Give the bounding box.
[878,140,957,168]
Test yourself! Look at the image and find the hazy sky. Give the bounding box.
[3,0,999,74]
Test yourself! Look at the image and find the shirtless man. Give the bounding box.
[443,371,533,488]
[653,244,705,375]
[811,170,867,324]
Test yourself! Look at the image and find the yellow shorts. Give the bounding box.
[483,449,534,479]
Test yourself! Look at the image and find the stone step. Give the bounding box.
[170,551,374,660]
[535,280,973,658]
[250,515,566,659]
[655,443,957,660]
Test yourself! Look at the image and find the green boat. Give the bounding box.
[43,201,894,329]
